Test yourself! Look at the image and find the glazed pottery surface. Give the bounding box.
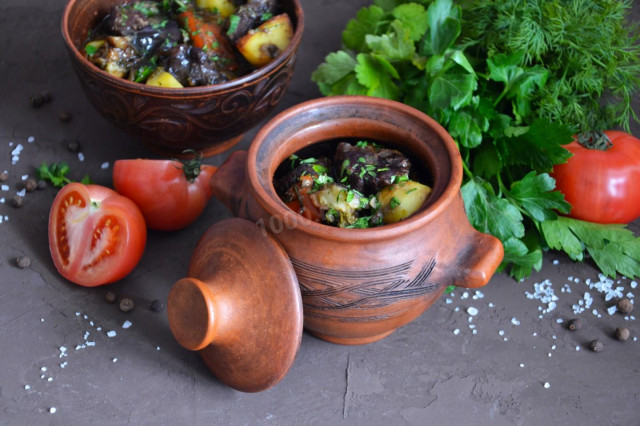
[209,96,504,345]
[61,0,304,157]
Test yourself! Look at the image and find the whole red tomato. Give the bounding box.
[49,183,147,287]
[112,157,217,231]
[551,130,640,224]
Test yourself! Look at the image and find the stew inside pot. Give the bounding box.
[273,139,433,228]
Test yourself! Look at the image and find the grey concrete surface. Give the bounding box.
[1,1,639,425]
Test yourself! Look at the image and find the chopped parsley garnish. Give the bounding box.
[85,44,99,56]
[227,14,240,36]
[389,197,401,209]
[261,12,273,22]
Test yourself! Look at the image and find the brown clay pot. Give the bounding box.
[206,96,504,345]
[61,0,304,157]
[167,96,504,391]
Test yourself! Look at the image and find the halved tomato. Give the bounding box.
[48,183,147,287]
[112,157,217,231]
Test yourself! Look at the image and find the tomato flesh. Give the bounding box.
[49,183,146,287]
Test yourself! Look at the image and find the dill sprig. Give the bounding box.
[462,0,640,133]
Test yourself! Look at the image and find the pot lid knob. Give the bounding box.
[167,218,303,393]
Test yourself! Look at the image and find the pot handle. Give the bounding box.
[209,150,248,216]
[452,231,504,288]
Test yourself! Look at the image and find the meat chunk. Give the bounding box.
[334,142,411,194]
[227,0,278,42]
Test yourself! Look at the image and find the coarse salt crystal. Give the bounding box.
[21,174,28,180]
[519,363,525,368]
[112,358,118,363]
[445,298,452,304]
[453,329,460,335]
[631,281,638,289]
[24,385,31,390]
[461,292,469,299]
[467,307,478,316]
[576,346,580,351]
[511,317,520,325]
[60,362,67,368]
[543,382,551,389]
[488,303,494,308]
[553,260,559,265]
[1,185,9,191]
[551,345,556,350]
[472,330,477,335]
[16,189,25,197]
[27,136,35,143]
[78,152,85,162]
[86,341,95,347]
[499,330,505,336]
[106,330,116,338]
[608,306,617,315]
[49,407,57,414]
[47,377,53,382]
[556,318,564,323]
[100,162,110,169]
[156,346,160,351]
[122,320,132,329]
[41,367,47,372]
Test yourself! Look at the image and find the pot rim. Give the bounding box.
[60,0,305,97]
[246,95,464,242]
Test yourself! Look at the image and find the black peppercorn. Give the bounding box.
[119,297,134,312]
[105,291,117,304]
[11,195,23,208]
[24,179,37,192]
[36,180,47,190]
[615,327,630,341]
[149,299,163,312]
[589,340,603,352]
[0,171,7,182]
[567,318,582,331]
[617,298,633,315]
[16,256,31,269]
[40,91,52,103]
[59,111,72,122]
[29,94,44,108]
[66,139,80,153]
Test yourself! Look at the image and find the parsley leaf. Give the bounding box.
[541,217,640,278]
[36,162,91,188]
[508,172,571,222]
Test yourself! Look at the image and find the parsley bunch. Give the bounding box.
[311,0,640,279]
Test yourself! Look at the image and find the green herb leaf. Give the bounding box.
[541,217,640,278]
[508,172,571,222]
[342,5,387,52]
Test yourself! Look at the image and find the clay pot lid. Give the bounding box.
[167,218,303,393]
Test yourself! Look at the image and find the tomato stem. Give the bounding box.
[177,149,203,183]
[576,131,613,151]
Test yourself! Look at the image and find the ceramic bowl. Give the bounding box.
[61,0,304,157]
[208,96,504,345]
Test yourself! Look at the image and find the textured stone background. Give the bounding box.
[1,1,639,425]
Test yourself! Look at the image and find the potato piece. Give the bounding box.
[236,14,294,67]
[377,180,431,224]
[146,68,183,88]
[195,0,237,17]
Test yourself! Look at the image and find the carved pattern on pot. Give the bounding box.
[292,257,439,322]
